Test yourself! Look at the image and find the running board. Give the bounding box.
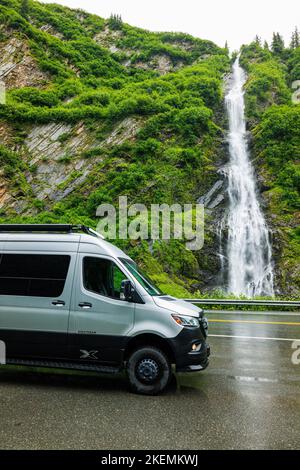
[6,358,120,374]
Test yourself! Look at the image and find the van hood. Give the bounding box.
[153,296,203,318]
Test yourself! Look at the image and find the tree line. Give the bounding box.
[253,27,299,53]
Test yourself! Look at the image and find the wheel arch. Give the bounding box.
[124,333,176,364]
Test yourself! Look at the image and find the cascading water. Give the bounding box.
[223,57,274,297]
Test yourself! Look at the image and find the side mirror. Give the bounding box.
[120,279,135,302]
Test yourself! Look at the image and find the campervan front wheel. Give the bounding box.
[127,346,171,395]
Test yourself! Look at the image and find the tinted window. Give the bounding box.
[0,254,70,297]
[83,257,128,300]
[119,258,163,296]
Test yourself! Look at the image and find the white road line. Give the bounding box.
[209,334,300,342]
[231,376,279,383]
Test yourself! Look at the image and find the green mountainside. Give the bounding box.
[0,0,299,297]
[240,41,300,295]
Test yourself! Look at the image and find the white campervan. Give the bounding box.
[0,224,209,394]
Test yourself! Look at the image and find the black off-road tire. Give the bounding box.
[127,346,171,395]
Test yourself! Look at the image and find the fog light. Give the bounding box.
[191,343,201,352]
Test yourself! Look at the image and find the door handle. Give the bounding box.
[52,300,65,307]
[78,302,92,309]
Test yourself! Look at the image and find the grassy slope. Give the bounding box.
[2,3,297,297]
[0,0,230,297]
[240,43,300,296]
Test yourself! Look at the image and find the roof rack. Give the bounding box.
[0,224,104,239]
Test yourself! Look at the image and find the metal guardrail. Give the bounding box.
[184,299,300,308]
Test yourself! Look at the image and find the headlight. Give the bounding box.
[171,314,199,328]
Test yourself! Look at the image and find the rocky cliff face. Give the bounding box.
[24,117,142,204]
[0,35,48,88]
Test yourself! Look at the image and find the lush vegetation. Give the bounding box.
[0,0,230,297]
[240,38,300,295]
[0,1,298,297]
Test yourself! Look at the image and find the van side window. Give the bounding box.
[0,254,70,297]
[83,257,128,300]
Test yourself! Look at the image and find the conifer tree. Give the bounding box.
[271,32,285,54]
[290,26,299,49]
[109,13,123,30]
[20,0,29,18]
[254,35,261,46]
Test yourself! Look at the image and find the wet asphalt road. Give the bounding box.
[0,311,299,450]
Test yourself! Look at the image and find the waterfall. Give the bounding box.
[223,57,274,297]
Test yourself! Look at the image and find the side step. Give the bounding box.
[6,358,120,374]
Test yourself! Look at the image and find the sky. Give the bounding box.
[40,0,299,51]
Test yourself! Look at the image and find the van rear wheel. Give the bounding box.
[127,346,171,395]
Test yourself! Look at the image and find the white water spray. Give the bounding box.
[224,57,274,297]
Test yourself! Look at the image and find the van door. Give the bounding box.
[69,254,135,365]
[0,252,75,360]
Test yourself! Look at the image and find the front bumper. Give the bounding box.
[176,342,210,372]
[167,323,210,373]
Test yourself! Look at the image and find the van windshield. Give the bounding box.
[119,258,164,296]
